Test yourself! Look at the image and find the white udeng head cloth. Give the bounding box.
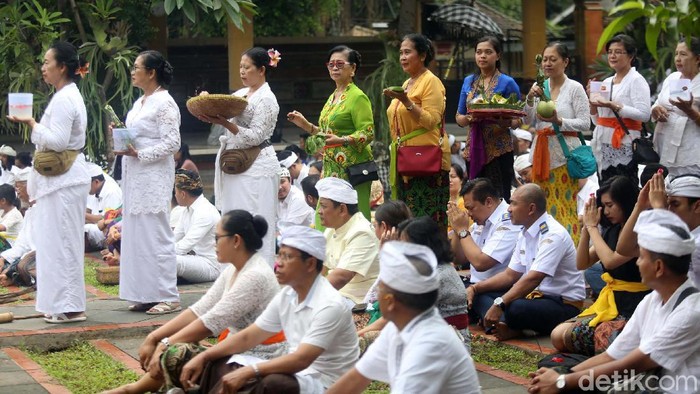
[666,175,700,198]
[634,209,696,257]
[513,154,532,173]
[378,241,439,294]
[278,166,291,179]
[86,163,104,178]
[512,128,533,142]
[279,224,326,261]
[14,166,31,182]
[315,177,358,204]
[279,152,298,168]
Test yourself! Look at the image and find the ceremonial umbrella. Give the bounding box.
[428,3,504,40]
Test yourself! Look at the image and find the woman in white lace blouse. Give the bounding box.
[116,50,182,315]
[203,47,280,266]
[590,34,651,185]
[525,42,591,244]
[7,41,92,323]
[105,210,284,394]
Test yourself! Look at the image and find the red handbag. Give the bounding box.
[397,143,442,176]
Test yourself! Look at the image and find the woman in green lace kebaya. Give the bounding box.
[287,45,374,228]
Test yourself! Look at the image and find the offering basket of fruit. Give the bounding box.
[467,91,526,119]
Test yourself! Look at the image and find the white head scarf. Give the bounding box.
[315,177,358,204]
[378,241,439,294]
[279,224,326,261]
[666,175,700,198]
[86,163,104,178]
[634,209,696,256]
[279,166,291,179]
[279,152,298,169]
[513,154,532,173]
[512,128,533,142]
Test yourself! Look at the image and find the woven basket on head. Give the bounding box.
[186,94,248,119]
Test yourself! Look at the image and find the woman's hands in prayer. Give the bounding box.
[446,200,470,232]
[647,172,668,209]
[582,195,601,229]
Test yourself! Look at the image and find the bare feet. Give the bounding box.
[493,322,523,341]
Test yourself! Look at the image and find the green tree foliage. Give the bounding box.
[252,0,340,37]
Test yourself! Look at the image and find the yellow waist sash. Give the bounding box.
[578,272,649,327]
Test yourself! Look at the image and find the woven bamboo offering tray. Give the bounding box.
[186,94,248,119]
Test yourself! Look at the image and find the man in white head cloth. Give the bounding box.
[316,177,379,306]
[0,167,36,286]
[514,154,533,185]
[180,225,358,394]
[449,134,467,173]
[278,149,309,190]
[84,162,123,251]
[512,127,533,155]
[327,241,481,394]
[0,145,17,186]
[277,166,314,228]
[530,209,700,394]
[618,172,700,287]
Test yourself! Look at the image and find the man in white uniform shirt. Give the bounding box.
[180,225,358,394]
[530,209,700,394]
[327,241,480,394]
[84,163,123,250]
[172,170,221,283]
[278,150,310,190]
[0,169,35,286]
[469,184,585,340]
[449,178,521,284]
[278,166,314,228]
[316,177,380,306]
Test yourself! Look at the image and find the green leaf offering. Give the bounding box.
[387,86,405,93]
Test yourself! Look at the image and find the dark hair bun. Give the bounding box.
[252,215,269,239]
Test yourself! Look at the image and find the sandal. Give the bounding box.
[44,312,87,324]
[128,302,158,312]
[146,302,182,315]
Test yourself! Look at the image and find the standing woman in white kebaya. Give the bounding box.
[202,47,281,265]
[7,41,91,323]
[117,50,182,315]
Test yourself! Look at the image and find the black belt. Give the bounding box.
[259,140,271,149]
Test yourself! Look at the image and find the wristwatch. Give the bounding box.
[405,102,415,111]
[159,337,170,348]
[493,297,506,310]
[556,374,566,390]
[458,229,470,239]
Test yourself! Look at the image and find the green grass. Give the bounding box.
[26,342,139,393]
[84,258,120,296]
[470,335,542,377]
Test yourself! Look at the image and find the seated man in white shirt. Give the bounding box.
[300,174,320,209]
[180,225,359,394]
[84,163,123,251]
[278,150,309,190]
[316,177,380,306]
[512,127,533,155]
[278,166,314,228]
[469,184,586,340]
[0,170,35,286]
[173,170,221,283]
[530,209,700,394]
[327,241,481,394]
[0,184,23,249]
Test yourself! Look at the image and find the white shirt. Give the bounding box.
[86,174,122,216]
[278,186,314,227]
[324,212,380,303]
[607,280,700,394]
[174,195,220,262]
[293,164,310,190]
[29,83,91,201]
[469,199,521,283]
[254,275,359,389]
[508,213,586,301]
[1,206,34,262]
[690,226,700,288]
[0,207,23,243]
[122,90,181,215]
[576,173,600,216]
[0,168,15,186]
[526,77,591,170]
[356,308,480,394]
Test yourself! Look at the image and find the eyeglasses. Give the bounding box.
[326,61,351,69]
[131,65,149,72]
[606,50,628,56]
[215,234,233,242]
[278,252,302,262]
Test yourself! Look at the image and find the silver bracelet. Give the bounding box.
[251,363,261,380]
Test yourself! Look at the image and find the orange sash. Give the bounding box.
[217,328,286,345]
[596,117,643,148]
[532,128,578,181]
